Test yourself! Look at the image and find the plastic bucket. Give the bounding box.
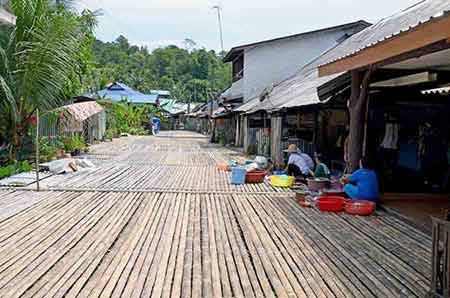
[231,167,246,185]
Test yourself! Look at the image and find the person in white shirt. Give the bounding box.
[284,144,314,178]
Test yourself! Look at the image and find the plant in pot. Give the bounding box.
[39,137,52,162]
[71,134,86,156]
[63,137,75,156]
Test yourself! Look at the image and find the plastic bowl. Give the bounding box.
[269,175,295,188]
[316,196,346,212]
[344,200,376,216]
[307,178,331,191]
[245,171,266,184]
[322,188,346,197]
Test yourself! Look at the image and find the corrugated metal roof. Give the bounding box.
[320,0,450,67]
[62,101,104,122]
[231,17,377,114]
[239,35,349,114]
[220,79,244,101]
[223,20,371,62]
[150,90,171,96]
[277,72,341,110]
[229,1,450,114]
[92,82,159,104]
[422,86,450,95]
[167,103,201,115]
[160,99,176,111]
[234,97,261,113]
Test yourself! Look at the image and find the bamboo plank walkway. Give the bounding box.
[0,131,431,297]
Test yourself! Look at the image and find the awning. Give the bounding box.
[62,101,104,122]
[319,0,450,76]
[234,97,261,113]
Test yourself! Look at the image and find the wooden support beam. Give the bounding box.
[270,115,283,166]
[243,115,249,153]
[319,15,450,77]
[348,68,373,172]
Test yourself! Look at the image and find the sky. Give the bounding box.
[78,0,419,52]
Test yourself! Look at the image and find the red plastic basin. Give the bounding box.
[322,188,346,197]
[316,196,346,213]
[345,200,376,216]
[245,171,266,184]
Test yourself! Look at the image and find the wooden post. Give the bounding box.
[348,67,373,172]
[271,114,283,165]
[35,109,40,192]
[362,95,371,156]
[313,109,319,152]
[235,115,240,146]
[243,115,249,152]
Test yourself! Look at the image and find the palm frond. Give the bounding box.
[0,0,97,155]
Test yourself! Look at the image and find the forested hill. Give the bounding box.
[83,35,231,102]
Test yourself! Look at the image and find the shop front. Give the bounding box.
[367,89,450,193]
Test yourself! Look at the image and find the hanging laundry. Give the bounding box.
[381,123,399,150]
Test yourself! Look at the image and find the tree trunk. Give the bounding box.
[10,125,24,161]
[348,68,373,172]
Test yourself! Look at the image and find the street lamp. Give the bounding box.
[212,5,224,54]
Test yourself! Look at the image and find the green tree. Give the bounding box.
[83,38,232,103]
[0,0,97,159]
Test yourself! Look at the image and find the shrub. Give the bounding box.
[128,127,148,136]
[0,160,34,179]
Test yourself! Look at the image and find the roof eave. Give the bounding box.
[319,12,450,77]
[223,20,371,63]
[223,48,244,63]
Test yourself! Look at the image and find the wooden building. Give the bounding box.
[316,2,450,294]
[221,21,371,154]
[317,0,450,191]
[40,101,106,144]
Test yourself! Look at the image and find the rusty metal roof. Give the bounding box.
[62,101,104,122]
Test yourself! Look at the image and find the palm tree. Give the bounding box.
[0,0,96,160]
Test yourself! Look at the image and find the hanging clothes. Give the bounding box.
[380,123,399,150]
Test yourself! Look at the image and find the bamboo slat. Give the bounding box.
[0,132,432,298]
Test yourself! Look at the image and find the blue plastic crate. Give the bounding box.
[231,167,246,185]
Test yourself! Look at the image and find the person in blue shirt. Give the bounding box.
[152,117,161,135]
[342,156,379,202]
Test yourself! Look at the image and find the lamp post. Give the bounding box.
[212,5,224,54]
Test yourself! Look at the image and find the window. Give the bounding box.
[232,55,244,82]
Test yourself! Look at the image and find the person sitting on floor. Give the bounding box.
[310,153,331,179]
[341,156,379,202]
[285,144,314,178]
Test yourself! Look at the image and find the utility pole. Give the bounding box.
[212,5,224,54]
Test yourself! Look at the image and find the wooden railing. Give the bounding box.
[430,217,450,298]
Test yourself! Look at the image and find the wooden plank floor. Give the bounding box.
[0,131,431,297]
